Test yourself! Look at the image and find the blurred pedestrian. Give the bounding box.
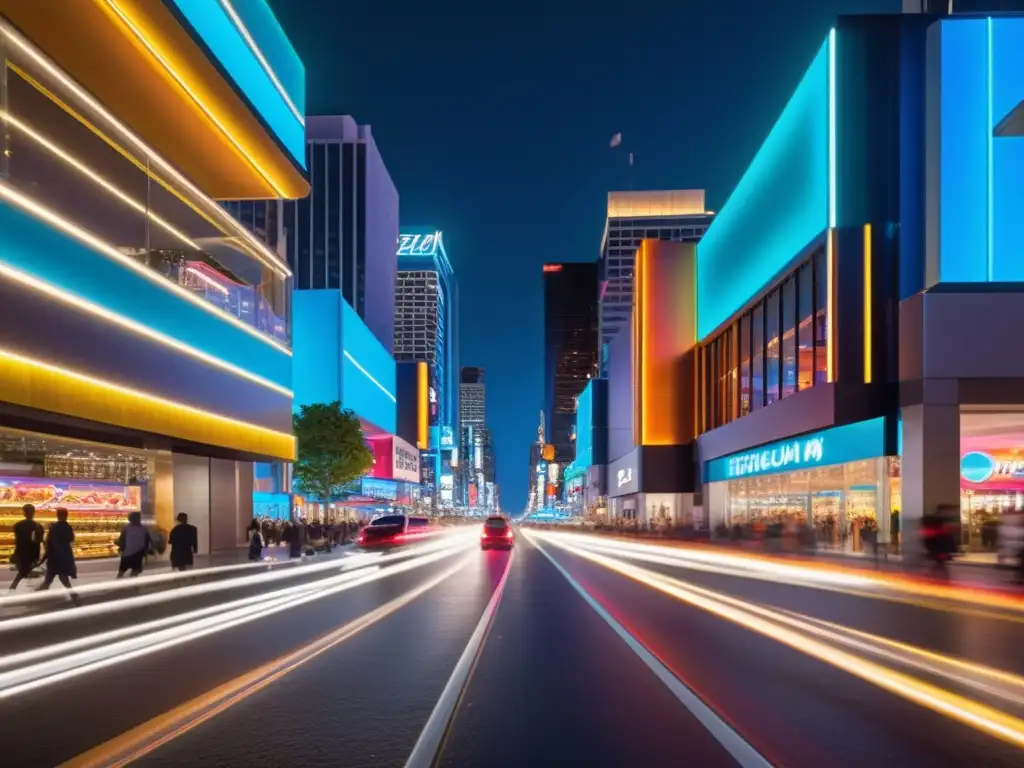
[117,511,151,578]
[8,504,43,591]
[248,519,265,561]
[169,512,198,571]
[37,508,79,604]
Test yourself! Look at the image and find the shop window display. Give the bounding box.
[0,427,153,561]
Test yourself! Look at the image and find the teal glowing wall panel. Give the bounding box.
[227,0,305,117]
[166,0,306,168]
[0,199,291,389]
[292,291,396,434]
[697,34,832,341]
[575,381,594,469]
[933,17,1024,284]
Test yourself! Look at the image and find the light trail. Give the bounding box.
[532,531,1024,751]
[0,532,469,632]
[0,538,473,701]
[540,531,1024,616]
[61,552,478,768]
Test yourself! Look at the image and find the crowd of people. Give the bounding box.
[5,507,371,602]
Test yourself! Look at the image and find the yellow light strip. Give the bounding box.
[0,22,291,278]
[0,180,291,357]
[217,0,305,126]
[1,110,200,253]
[0,346,294,460]
[98,0,286,199]
[0,262,291,397]
[863,224,872,384]
[826,229,835,382]
[417,361,429,450]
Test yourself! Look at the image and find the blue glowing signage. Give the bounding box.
[932,17,1024,285]
[397,231,443,257]
[166,0,306,168]
[440,425,455,449]
[575,382,594,469]
[697,33,832,340]
[704,417,886,483]
[960,451,995,484]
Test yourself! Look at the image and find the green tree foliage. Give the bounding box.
[292,402,374,513]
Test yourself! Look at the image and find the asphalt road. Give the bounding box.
[3,528,1024,767]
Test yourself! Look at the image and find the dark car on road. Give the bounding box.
[480,515,514,550]
[357,514,430,549]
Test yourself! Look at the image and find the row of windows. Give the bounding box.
[699,249,829,432]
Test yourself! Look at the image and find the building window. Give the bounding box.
[739,313,750,417]
[782,276,796,398]
[814,249,829,384]
[765,289,780,404]
[798,262,813,390]
[751,304,764,411]
[728,322,739,421]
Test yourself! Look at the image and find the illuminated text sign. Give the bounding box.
[617,467,633,488]
[704,417,887,483]
[397,231,443,257]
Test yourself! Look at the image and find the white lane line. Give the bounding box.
[405,549,515,768]
[526,532,771,768]
[62,552,478,768]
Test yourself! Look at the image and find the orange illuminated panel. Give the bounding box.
[543,264,563,273]
[607,190,706,218]
[417,361,429,450]
[636,240,697,445]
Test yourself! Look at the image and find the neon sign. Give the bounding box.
[397,231,443,257]
[543,264,563,273]
[704,417,887,483]
[617,468,633,488]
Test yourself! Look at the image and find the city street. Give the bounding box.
[3,528,1024,767]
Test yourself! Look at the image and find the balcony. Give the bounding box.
[0,23,291,347]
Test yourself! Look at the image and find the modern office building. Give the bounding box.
[544,263,599,465]
[225,115,398,353]
[592,12,1024,556]
[395,229,459,506]
[459,367,486,430]
[598,190,714,355]
[0,1,306,560]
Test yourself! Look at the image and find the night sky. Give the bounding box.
[271,0,895,512]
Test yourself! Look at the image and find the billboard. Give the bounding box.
[366,435,420,484]
[928,17,1024,286]
[697,33,833,340]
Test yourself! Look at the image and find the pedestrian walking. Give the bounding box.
[116,511,152,578]
[169,512,198,571]
[7,504,43,591]
[248,519,265,561]
[37,508,79,603]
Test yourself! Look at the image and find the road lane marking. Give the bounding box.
[526,531,771,768]
[60,551,477,768]
[536,532,1024,751]
[405,548,515,768]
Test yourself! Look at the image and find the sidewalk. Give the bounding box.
[4,543,354,594]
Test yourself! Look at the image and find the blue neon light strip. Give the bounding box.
[0,197,291,388]
[166,0,306,168]
[696,35,830,340]
[704,417,887,483]
[341,301,396,433]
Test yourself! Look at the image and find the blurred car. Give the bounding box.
[356,514,430,549]
[480,515,514,550]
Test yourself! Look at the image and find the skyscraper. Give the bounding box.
[543,263,599,466]
[459,366,486,430]
[395,229,459,507]
[598,190,713,353]
[225,115,398,351]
